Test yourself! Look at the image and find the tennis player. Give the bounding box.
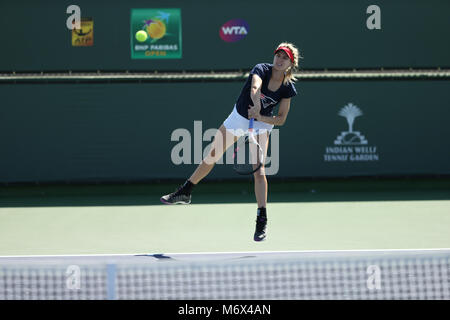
[161,42,299,241]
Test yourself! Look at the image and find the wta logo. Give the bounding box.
[219,19,249,42]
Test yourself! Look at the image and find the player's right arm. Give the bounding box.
[249,74,262,115]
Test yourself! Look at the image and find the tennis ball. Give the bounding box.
[135,30,148,42]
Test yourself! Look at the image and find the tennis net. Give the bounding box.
[1,250,449,300]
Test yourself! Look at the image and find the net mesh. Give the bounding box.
[1,251,449,300]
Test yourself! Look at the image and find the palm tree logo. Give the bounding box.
[339,103,362,133]
[334,103,368,145]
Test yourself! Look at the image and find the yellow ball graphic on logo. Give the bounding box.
[146,19,166,40]
[135,30,148,42]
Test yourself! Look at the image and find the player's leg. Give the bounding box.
[189,124,237,184]
[252,131,270,241]
[160,124,237,204]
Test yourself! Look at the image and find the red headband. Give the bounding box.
[274,46,294,63]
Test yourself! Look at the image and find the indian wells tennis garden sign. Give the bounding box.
[324,103,380,162]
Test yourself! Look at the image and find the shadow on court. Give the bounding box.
[0,177,449,208]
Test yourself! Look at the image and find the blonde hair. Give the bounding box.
[275,42,301,85]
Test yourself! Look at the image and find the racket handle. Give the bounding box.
[249,118,254,130]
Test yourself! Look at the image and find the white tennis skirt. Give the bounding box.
[223,105,274,137]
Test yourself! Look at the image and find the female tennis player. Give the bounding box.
[161,42,299,242]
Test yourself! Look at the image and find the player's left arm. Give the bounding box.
[255,98,291,126]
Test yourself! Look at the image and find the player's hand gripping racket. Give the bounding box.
[232,118,265,175]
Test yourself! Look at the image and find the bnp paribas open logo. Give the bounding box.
[324,103,380,162]
[131,8,182,59]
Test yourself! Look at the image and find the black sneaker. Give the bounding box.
[160,186,191,205]
[254,216,267,241]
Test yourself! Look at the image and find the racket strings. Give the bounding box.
[232,133,264,175]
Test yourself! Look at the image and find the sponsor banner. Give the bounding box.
[72,17,94,47]
[130,8,182,59]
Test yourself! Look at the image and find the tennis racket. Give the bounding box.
[232,118,265,175]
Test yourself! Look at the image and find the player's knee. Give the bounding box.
[204,148,221,165]
[253,167,266,180]
[204,155,216,165]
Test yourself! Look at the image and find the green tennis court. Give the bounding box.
[1,179,449,256]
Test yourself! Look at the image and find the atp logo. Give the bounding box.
[219,19,249,42]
